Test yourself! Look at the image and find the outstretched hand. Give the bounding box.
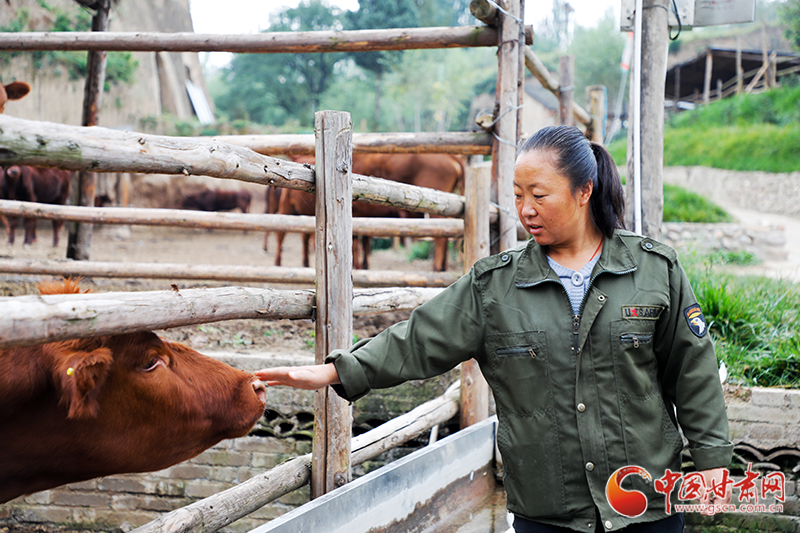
[255,363,340,390]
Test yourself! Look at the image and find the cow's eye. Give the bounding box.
[142,357,161,372]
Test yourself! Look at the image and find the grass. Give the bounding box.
[663,184,732,223]
[608,81,800,173]
[684,255,800,388]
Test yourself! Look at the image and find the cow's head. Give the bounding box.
[0,81,30,114]
[7,280,268,488]
[49,332,268,465]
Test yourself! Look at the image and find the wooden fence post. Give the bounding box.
[558,55,575,126]
[67,0,110,261]
[492,0,523,254]
[460,162,491,428]
[312,110,353,498]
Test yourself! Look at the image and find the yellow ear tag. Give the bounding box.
[67,367,75,376]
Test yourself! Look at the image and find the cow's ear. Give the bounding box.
[56,348,113,419]
[5,81,31,100]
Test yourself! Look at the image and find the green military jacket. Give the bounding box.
[327,230,733,532]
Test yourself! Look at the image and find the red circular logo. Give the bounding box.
[606,466,652,518]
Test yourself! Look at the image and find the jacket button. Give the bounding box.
[645,242,654,249]
[598,294,606,302]
[604,520,613,529]
[585,462,595,471]
[577,403,586,412]
[501,254,510,261]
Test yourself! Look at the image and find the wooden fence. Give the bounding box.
[0,1,534,530]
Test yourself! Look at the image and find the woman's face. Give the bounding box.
[514,149,592,248]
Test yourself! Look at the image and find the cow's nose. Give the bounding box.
[252,378,267,405]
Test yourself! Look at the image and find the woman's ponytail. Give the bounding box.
[589,142,626,237]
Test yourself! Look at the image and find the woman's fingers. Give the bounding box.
[254,364,340,390]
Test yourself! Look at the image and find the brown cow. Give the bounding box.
[262,184,283,252]
[270,156,403,269]
[0,80,30,114]
[353,154,464,272]
[181,188,252,213]
[1,165,72,246]
[0,278,268,504]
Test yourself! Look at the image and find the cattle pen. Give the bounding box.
[0,2,604,531]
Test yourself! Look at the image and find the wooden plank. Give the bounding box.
[0,286,314,349]
[312,110,353,497]
[460,163,490,428]
[0,115,469,218]
[0,286,444,349]
[0,258,461,287]
[212,131,493,156]
[469,0,498,26]
[0,26,524,53]
[0,200,465,237]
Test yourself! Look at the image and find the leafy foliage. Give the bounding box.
[211,0,496,132]
[0,1,137,89]
[214,1,347,129]
[779,0,800,51]
[566,10,627,109]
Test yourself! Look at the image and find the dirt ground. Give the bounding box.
[0,214,462,354]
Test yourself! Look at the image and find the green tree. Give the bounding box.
[214,1,346,128]
[567,10,626,109]
[344,0,420,130]
[779,0,800,51]
[416,0,473,27]
[383,47,497,132]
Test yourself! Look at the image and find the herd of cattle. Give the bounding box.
[0,79,466,504]
[1,80,464,272]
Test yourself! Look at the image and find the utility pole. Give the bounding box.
[625,0,669,239]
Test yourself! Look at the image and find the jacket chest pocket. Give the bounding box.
[487,331,551,417]
[611,321,658,399]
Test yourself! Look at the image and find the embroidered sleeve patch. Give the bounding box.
[622,306,664,320]
[684,304,707,338]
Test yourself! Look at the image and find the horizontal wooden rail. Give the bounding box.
[129,381,461,533]
[210,131,493,156]
[0,25,531,53]
[0,200,465,238]
[0,258,460,289]
[0,285,444,349]
[0,115,474,219]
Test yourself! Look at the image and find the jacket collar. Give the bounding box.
[514,230,638,287]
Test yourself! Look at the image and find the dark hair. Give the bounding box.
[517,125,625,238]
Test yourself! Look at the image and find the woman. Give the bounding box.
[256,126,732,533]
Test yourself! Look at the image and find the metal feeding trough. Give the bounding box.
[248,416,510,533]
